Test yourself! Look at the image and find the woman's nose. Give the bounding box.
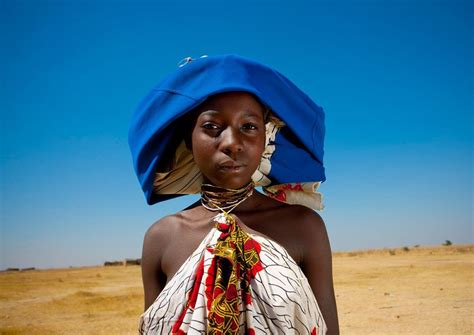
[220,127,243,154]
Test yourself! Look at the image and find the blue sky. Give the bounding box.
[1,0,472,269]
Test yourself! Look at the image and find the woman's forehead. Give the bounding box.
[197,91,265,113]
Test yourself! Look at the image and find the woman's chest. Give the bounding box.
[161,216,303,283]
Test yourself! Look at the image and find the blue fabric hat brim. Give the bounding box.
[128,54,325,205]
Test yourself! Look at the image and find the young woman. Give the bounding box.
[128,55,339,334]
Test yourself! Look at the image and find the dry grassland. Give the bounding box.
[1,245,472,334]
[333,245,473,334]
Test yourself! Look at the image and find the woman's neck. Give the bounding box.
[200,181,255,213]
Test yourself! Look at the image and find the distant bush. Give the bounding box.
[442,240,453,246]
[403,246,410,252]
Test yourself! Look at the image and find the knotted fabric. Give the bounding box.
[205,212,262,333]
[139,215,327,334]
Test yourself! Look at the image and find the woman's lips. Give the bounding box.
[217,162,245,172]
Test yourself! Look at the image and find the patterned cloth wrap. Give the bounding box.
[139,212,327,334]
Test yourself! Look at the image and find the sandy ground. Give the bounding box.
[0,245,472,334]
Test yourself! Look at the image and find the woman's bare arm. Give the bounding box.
[301,210,339,334]
[141,219,169,311]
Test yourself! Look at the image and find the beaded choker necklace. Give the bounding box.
[200,182,255,213]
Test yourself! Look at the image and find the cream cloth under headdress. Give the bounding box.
[153,115,324,210]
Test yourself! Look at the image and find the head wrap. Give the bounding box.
[128,54,326,210]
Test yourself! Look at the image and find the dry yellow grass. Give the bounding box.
[1,245,472,334]
[334,245,473,334]
[0,266,142,334]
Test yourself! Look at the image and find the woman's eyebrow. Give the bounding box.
[198,109,219,116]
[198,109,262,116]
[243,110,264,119]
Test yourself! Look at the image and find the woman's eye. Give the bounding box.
[242,123,258,130]
[201,123,222,137]
[202,123,219,130]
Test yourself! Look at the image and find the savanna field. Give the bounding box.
[1,245,472,335]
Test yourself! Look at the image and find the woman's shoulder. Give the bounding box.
[145,213,182,240]
[276,203,327,246]
[250,195,328,263]
[258,193,326,232]
[142,214,181,262]
[144,206,213,248]
[286,204,326,232]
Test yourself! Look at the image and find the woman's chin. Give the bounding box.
[206,176,253,190]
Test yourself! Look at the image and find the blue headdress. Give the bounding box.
[128,54,326,210]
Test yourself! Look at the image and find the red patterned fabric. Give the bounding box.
[139,214,327,334]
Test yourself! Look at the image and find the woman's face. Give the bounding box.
[191,92,266,189]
